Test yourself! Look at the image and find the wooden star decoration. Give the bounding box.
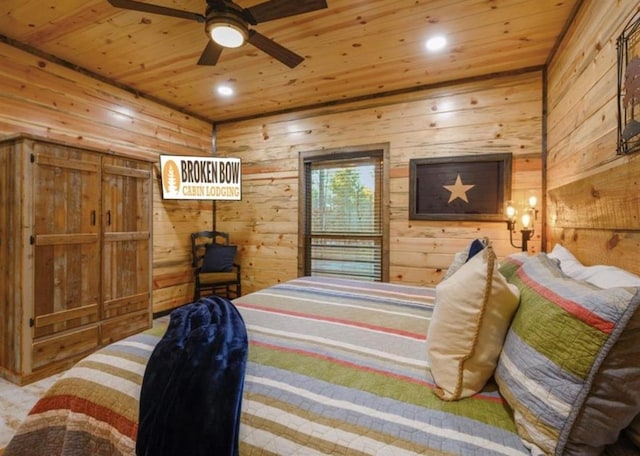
[443,174,475,203]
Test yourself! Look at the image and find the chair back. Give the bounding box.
[190,230,241,299]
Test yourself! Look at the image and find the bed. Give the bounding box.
[4,245,640,456]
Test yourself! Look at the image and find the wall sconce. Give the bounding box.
[505,195,538,252]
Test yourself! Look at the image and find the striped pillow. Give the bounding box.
[496,254,640,455]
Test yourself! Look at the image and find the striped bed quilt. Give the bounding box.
[5,276,529,455]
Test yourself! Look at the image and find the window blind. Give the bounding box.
[303,152,383,281]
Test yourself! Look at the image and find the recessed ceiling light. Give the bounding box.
[112,106,134,121]
[217,85,234,96]
[426,35,447,52]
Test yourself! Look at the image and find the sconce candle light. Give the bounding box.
[505,195,538,252]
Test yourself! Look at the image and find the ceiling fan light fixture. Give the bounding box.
[206,13,248,48]
[211,24,245,48]
[107,0,328,67]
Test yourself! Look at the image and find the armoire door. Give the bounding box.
[101,156,152,343]
[31,143,102,369]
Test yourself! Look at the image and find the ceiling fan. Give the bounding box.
[107,0,328,68]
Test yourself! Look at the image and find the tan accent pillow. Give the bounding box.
[426,244,520,400]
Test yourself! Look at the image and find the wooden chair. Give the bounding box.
[191,230,241,300]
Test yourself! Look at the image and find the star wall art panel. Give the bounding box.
[408,153,512,221]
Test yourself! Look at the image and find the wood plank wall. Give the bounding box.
[546,0,640,276]
[215,71,543,294]
[0,42,215,314]
[1,0,637,318]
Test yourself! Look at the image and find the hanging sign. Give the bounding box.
[160,155,241,200]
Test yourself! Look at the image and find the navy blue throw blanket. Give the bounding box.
[136,296,248,456]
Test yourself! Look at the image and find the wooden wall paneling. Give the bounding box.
[216,71,543,292]
[0,44,211,157]
[548,155,640,230]
[546,0,640,273]
[546,0,637,185]
[0,43,215,314]
[151,188,215,315]
[548,153,640,275]
[548,228,640,276]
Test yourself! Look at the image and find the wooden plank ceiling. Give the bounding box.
[0,0,580,124]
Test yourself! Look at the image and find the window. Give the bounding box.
[299,144,389,281]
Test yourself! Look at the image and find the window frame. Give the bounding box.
[298,143,390,281]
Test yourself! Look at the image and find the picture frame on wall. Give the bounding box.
[617,10,640,155]
[409,153,512,221]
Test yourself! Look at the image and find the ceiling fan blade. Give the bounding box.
[246,0,327,24]
[247,30,303,68]
[197,41,224,66]
[107,0,205,22]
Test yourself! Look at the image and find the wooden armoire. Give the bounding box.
[0,134,153,384]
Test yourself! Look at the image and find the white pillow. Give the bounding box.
[547,243,585,276]
[548,244,640,288]
[427,244,520,400]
